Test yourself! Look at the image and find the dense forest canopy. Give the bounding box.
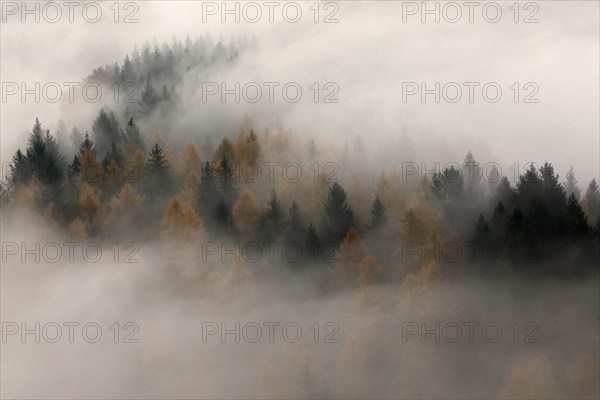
[1,27,599,400]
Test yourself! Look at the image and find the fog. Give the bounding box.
[1,1,599,399]
[2,1,598,182]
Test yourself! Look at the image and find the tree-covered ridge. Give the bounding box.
[80,34,257,121]
[2,115,599,279]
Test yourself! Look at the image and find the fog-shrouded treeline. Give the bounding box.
[1,39,599,400]
[2,112,599,277]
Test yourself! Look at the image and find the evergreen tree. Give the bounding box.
[472,214,490,242]
[215,199,231,229]
[305,222,321,264]
[322,182,355,246]
[25,118,46,173]
[198,161,217,213]
[539,162,566,214]
[9,149,28,186]
[120,55,135,83]
[257,189,285,242]
[368,194,387,231]
[216,156,236,205]
[487,164,502,196]
[516,164,541,204]
[491,201,507,231]
[79,132,97,156]
[145,143,171,194]
[432,165,464,200]
[585,179,600,221]
[140,77,159,114]
[24,118,63,185]
[462,151,482,196]
[566,193,589,237]
[44,129,63,164]
[70,127,83,152]
[493,176,515,210]
[592,216,600,256]
[125,117,144,150]
[563,166,581,200]
[286,201,305,246]
[92,109,123,156]
[68,154,81,182]
[102,142,126,168]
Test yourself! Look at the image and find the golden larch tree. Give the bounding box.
[232,190,262,239]
[162,197,205,239]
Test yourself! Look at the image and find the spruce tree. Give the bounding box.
[145,143,171,195]
[102,142,125,168]
[257,189,285,242]
[322,182,354,246]
[198,161,217,214]
[216,156,236,205]
[585,179,600,221]
[92,109,123,157]
[68,154,81,182]
[563,166,581,200]
[368,194,387,231]
[10,149,27,186]
[286,201,305,246]
[140,77,158,115]
[125,117,144,150]
[566,193,589,236]
[305,222,321,264]
[462,151,482,196]
[79,132,97,156]
[432,166,464,200]
[25,118,46,174]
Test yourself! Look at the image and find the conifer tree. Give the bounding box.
[566,193,589,237]
[432,165,464,200]
[322,182,355,247]
[368,194,387,231]
[216,156,236,204]
[79,132,97,156]
[305,222,321,264]
[140,76,158,115]
[563,166,581,200]
[92,109,123,156]
[102,142,125,168]
[145,143,171,194]
[198,161,217,214]
[585,179,600,221]
[125,117,144,150]
[257,189,285,242]
[286,201,305,246]
[9,149,27,186]
[462,151,482,196]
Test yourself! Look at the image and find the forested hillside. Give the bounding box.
[1,34,598,278]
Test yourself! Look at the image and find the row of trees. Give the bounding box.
[2,115,599,276]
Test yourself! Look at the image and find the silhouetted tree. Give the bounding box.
[368,194,387,231]
[305,222,321,264]
[257,189,285,242]
[286,201,305,246]
[125,117,144,150]
[145,143,171,195]
[563,166,581,200]
[322,182,354,247]
[92,109,123,156]
[102,142,126,168]
[585,179,599,221]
